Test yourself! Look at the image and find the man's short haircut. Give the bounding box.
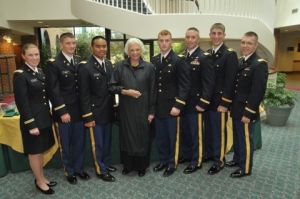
[187,27,199,33]
[210,23,225,33]
[60,32,75,43]
[244,31,258,41]
[158,29,172,39]
[91,35,107,46]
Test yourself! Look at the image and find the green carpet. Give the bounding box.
[0,95,299,199]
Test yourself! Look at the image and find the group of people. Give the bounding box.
[13,22,268,195]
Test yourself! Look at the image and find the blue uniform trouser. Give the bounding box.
[181,113,204,167]
[88,123,112,175]
[232,119,254,174]
[56,121,85,176]
[204,111,227,166]
[155,116,180,168]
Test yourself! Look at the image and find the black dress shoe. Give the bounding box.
[98,173,116,182]
[108,165,117,172]
[66,175,77,185]
[122,168,130,175]
[35,181,55,195]
[47,181,57,187]
[225,160,238,167]
[183,165,201,174]
[163,167,176,177]
[153,163,167,172]
[75,171,90,180]
[208,164,224,175]
[138,169,146,177]
[230,169,251,178]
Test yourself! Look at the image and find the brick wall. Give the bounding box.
[0,38,16,93]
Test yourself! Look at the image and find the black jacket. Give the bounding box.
[230,53,268,121]
[207,44,239,110]
[13,64,52,130]
[151,50,190,117]
[78,56,114,124]
[45,52,82,122]
[184,47,215,113]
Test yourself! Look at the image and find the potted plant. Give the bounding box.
[263,72,297,126]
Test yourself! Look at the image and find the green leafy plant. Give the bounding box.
[264,73,297,107]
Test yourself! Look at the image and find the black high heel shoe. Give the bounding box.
[35,180,55,195]
[47,181,57,187]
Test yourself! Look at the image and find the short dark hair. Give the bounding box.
[210,23,225,33]
[187,27,199,33]
[91,35,107,46]
[244,31,258,41]
[60,32,75,43]
[22,43,38,55]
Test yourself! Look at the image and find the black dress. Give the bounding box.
[110,59,155,171]
[13,64,54,154]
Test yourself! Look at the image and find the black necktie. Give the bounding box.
[70,58,74,66]
[212,50,215,55]
[187,52,190,59]
[161,56,166,63]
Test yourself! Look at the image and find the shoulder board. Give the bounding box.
[48,58,55,62]
[239,56,243,59]
[178,54,185,58]
[203,52,210,56]
[227,48,234,52]
[14,69,23,73]
[79,61,87,64]
[258,58,267,63]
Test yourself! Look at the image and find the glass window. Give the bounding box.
[111,30,124,40]
[110,41,125,64]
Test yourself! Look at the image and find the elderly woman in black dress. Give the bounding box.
[13,43,56,194]
[110,38,156,177]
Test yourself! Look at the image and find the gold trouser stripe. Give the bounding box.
[174,117,180,167]
[220,112,225,166]
[197,113,203,167]
[244,123,250,174]
[54,122,67,176]
[89,127,101,175]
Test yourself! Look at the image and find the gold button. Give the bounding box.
[158,89,162,92]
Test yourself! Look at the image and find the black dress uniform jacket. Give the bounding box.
[207,44,239,110]
[78,56,114,124]
[184,47,215,113]
[151,50,190,117]
[45,52,82,122]
[13,64,52,130]
[231,53,268,121]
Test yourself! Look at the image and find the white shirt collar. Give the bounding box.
[62,51,73,63]
[25,62,38,73]
[244,52,255,61]
[187,46,198,56]
[212,42,223,53]
[161,49,171,59]
[93,55,105,65]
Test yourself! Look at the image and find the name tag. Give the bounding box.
[30,78,38,83]
[62,70,71,75]
[191,59,200,65]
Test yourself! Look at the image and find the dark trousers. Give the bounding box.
[181,113,204,167]
[232,120,254,174]
[204,111,227,166]
[56,121,85,176]
[88,123,112,175]
[155,116,180,168]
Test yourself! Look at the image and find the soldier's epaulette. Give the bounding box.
[48,58,55,62]
[14,69,23,73]
[178,54,185,58]
[258,58,267,63]
[227,48,235,52]
[239,56,243,59]
[203,52,210,56]
[79,61,87,64]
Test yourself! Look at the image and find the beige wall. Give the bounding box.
[276,0,300,28]
[277,31,300,71]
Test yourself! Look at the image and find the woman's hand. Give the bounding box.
[29,128,40,135]
[121,89,142,99]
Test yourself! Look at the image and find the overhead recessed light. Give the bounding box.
[37,21,44,24]
[44,24,50,27]
[284,29,289,32]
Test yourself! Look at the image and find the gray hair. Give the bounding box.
[124,38,145,55]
